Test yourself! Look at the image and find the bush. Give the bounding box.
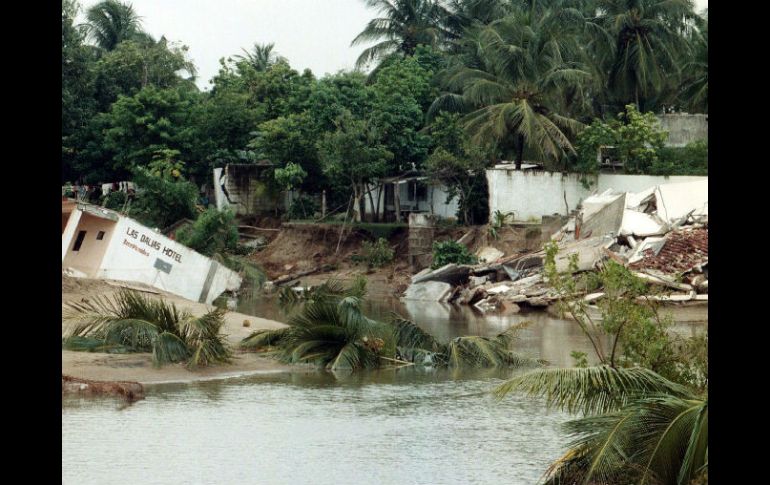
[286,194,319,220]
[176,208,239,257]
[431,241,477,269]
[355,238,394,268]
[128,169,198,229]
[652,140,708,176]
[102,190,127,210]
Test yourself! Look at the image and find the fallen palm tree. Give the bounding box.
[62,374,144,401]
[63,289,232,369]
[241,277,541,371]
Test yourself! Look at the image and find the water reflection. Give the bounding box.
[63,368,570,485]
[237,295,606,367]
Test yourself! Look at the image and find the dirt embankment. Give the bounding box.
[248,220,565,296]
[61,275,294,385]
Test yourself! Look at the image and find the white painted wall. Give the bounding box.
[364,181,459,220]
[486,169,708,221]
[486,170,589,221]
[94,216,241,304]
[62,208,83,261]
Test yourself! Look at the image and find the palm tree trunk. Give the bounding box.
[515,135,525,170]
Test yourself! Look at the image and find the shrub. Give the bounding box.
[128,168,197,229]
[102,190,127,211]
[286,194,319,220]
[431,240,477,269]
[356,238,394,268]
[176,208,239,257]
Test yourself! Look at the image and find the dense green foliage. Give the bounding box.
[176,208,239,257]
[126,168,198,229]
[431,240,478,268]
[576,104,670,174]
[63,0,707,221]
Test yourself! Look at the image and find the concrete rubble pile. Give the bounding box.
[402,179,708,313]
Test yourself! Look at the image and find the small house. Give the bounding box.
[364,171,459,222]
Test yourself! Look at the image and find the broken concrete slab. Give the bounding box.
[554,236,611,273]
[584,292,605,303]
[620,210,668,237]
[632,271,694,292]
[411,264,471,285]
[579,192,626,239]
[628,237,666,264]
[468,275,489,288]
[402,281,453,301]
[654,179,708,223]
[476,246,505,264]
[411,267,433,282]
[506,294,528,303]
[524,297,549,307]
[486,284,512,295]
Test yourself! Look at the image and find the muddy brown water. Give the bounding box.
[62,296,706,485]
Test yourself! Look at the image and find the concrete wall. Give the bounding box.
[656,113,707,147]
[486,170,589,221]
[95,217,241,304]
[62,213,118,277]
[213,165,283,216]
[486,169,708,221]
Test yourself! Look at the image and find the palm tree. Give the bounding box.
[441,0,511,43]
[595,0,697,111]
[84,0,146,51]
[241,278,541,369]
[234,42,286,72]
[496,366,707,484]
[430,7,590,169]
[352,0,448,70]
[63,290,232,368]
[678,10,707,112]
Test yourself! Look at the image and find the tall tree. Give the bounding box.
[317,111,393,222]
[596,0,696,111]
[84,0,147,51]
[234,42,285,72]
[352,0,447,69]
[430,7,589,169]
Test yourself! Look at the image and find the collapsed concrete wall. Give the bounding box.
[486,169,707,221]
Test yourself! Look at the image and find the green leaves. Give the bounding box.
[63,290,232,368]
[431,240,477,268]
[494,366,692,415]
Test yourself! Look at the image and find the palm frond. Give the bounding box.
[494,366,693,414]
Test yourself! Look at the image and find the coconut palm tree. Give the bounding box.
[242,278,541,369]
[63,290,232,368]
[595,0,697,111]
[352,0,448,70]
[430,6,590,169]
[84,0,147,51]
[496,366,707,484]
[234,42,286,72]
[678,10,707,112]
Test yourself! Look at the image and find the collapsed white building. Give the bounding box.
[61,198,242,304]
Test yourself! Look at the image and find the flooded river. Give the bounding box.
[62,296,705,485]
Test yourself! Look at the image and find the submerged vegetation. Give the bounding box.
[63,290,232,368]
[241,278,540,371]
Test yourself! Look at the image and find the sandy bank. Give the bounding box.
[62,276,298,385]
